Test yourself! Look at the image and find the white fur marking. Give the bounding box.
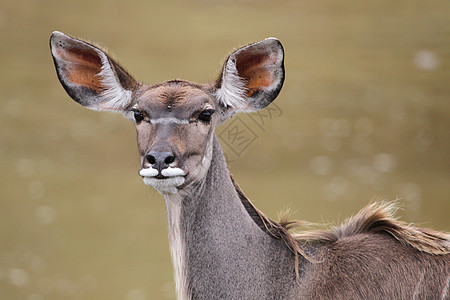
[215,56,247,109]
[165,194,190,300]
[151,118,189,125]
[161,167,186,177]
[139,168,159,177]
[95,51,132,110]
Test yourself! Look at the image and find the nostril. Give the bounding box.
[146,154,156,165]
[164,154,175,165]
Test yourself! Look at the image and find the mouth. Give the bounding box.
[139,167,186,194]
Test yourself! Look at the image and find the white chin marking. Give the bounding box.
[140,167,186,194]
[143,177,185,194]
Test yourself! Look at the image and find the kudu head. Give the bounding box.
[50,32,285,194]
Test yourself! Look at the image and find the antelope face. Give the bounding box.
[132,82,218,194]
[50,31,284,195]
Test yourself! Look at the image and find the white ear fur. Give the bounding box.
[215,57,247,110]
[95,51,132,111]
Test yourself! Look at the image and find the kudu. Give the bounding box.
[50,32,449,299]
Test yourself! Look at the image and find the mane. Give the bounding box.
[231,175,450,276]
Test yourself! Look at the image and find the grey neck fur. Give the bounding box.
[164,135,299,299]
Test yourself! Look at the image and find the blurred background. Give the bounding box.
[1,0,449,299]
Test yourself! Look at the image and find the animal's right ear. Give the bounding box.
[50,31,139,111]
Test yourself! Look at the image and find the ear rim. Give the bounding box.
[215,37,285,112]
[49,31,138,112]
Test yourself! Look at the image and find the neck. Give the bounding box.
[164,135,298,299]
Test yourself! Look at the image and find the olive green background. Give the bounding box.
[1,0,449,299]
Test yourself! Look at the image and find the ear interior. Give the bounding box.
[235,50,279,98]
[52,39,104,93]
[216,38,285,112]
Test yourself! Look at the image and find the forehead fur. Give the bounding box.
[137,80,213,112]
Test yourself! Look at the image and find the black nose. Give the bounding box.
[146,151,175,172]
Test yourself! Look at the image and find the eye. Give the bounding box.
[133,110,144,123]
[198,109,215,123]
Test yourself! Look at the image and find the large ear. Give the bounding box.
[215,38,284,112]
[50,31,139,111]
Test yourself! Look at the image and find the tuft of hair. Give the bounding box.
[283,201,450,255]
[335,202,449,254]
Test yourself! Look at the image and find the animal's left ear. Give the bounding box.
[215,38,285,112]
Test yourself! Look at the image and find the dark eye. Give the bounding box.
[198,109,215,123]
[133,110,144,123]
